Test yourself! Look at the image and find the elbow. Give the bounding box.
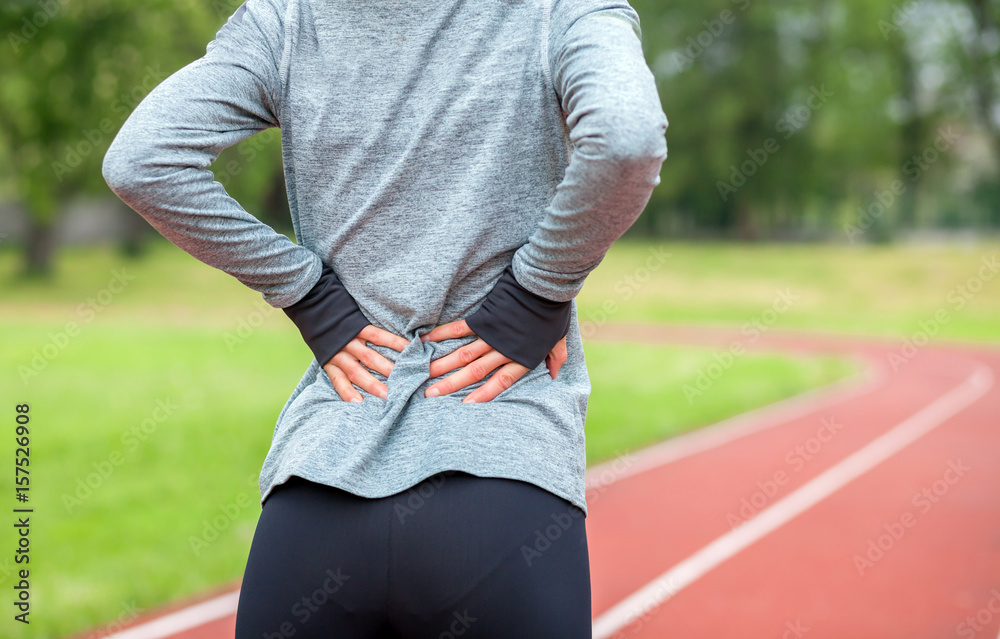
[603,112,669,167]
[102,133,161,208]
[101,138,138,200]
[574,106,669,170]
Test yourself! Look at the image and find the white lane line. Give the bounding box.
[103,589,240,639]
[585,352,887,491]
[592,363,994,639]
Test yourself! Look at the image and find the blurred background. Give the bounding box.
[2,0,1000,257]
[1,0,998,637]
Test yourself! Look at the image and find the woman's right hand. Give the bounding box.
[322,325,410,402]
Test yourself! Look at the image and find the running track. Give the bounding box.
[73,324,1000,639]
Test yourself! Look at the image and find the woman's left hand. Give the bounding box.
[419,320,568,403]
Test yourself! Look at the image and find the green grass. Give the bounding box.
[2,323,307,638]
[4,236,996,637]
[583,345,858,465]
[576,239,1000,343]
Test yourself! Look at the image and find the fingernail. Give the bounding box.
[463,398,476,404]
[350,397,363,403]
[427,387,440,397]
[380,389,388,399]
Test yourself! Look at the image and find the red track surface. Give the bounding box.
[72,324,1000,639]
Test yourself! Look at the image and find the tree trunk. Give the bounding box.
[967,0,1000,185]
[117,202,151,258]
[23,217,57,278]
[736,202,759,241]
[262,168,292,233]
[895,40,923,229]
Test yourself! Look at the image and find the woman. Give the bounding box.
[102,0,667,635]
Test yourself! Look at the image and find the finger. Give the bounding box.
[420,319,474,343]
[464,362,530,403]
[547,337,568,380]
[546,352,560,380]
[425,349,509,398]
[427,338,494,378]
[323,362,364,402]
[358,325,410,353]
[332,351,389,400]
[343,338,396,378]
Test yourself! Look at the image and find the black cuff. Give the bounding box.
[465,263,572,370]
[282,264,371,366]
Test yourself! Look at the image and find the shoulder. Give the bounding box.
[202,0,296,78]
[209,0,289,52]
[549,0,642,42]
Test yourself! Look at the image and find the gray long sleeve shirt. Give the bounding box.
[102,0,668,515]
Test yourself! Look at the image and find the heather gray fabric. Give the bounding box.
[102,0,668,515]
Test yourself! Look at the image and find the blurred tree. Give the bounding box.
[889,0,999,230]
[0,0,211,275]
[634,0,906,239]
[1,0,995,255]
[952,0,1000,231]
[963,0,1000,170]
[629,0,994,240]
[0,0,286,276]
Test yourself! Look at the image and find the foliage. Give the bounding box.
[1,0,998,260]
[0,0,287,274]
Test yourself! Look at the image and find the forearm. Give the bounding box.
[513,5,668,303]
[101,60,323,309]
[467,3,668,369]
[102,0,369,365]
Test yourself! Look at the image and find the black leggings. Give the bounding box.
[234,470,591,638]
